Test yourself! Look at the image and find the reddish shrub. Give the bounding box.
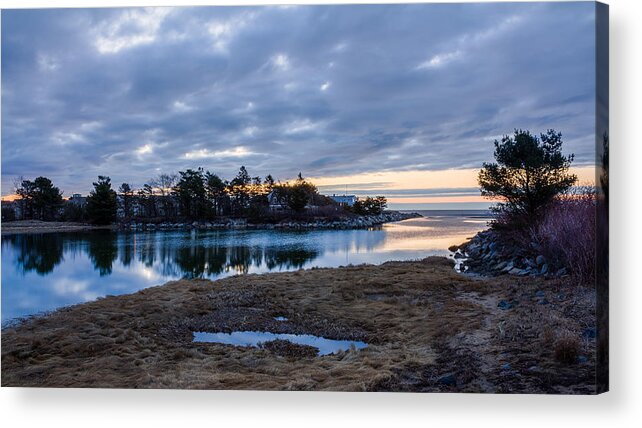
[531,192,596,284]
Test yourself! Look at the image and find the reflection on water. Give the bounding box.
[1,214,489,321]
[193,331,369,356]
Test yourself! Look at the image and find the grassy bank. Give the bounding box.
[1,220,113,235]
[1,257,596,392]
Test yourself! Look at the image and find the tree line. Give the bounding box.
[8,166,388,225]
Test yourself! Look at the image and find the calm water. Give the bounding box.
[1,210,490,322]
[193,331,369,356]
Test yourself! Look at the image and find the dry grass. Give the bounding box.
[1,220,112,235]
[1,257,596,393]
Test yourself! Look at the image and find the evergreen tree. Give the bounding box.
[205,172,227,217]
[287,173,317,213]
[87,176,117,225]
[228,166,252,215]
[478,129,577,225]
[174,168,207,219]
[15,176,64,221]
[118,183,134,219]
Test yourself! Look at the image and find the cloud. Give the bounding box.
[416,50,461,70]
[136,144,154,156]
[94,8,172,54]
[271,53,291,71]
[2,3,597,196]
[183,146,255,160]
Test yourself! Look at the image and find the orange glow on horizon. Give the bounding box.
[1,194,20,202]
[387,195,498,204]
[1,166,596,203]
[311,166,595,200]
[311,166,595,189]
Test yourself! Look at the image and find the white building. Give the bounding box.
[328,194,358,207]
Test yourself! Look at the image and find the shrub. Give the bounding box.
[553,330,581,364]
[530,190,596,284]
[351,196,387,215]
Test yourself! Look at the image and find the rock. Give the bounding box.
[524,258,536,268]
[535,290,545,298]
[536,255,546,266]
[540,263,549,274]
[437,374,456,387]
[501,363,511,370]
[494,261,507,271]
[498,300,513,310]
[555,267,568,277]
[508,267,522,275]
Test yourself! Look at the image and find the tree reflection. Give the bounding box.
[4,228,385,281]
[7,234,64,275]
[264,248,318,270]
[174,244,228,279]
[86,231,118,276]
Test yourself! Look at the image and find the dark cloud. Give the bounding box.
[2,3,596,195]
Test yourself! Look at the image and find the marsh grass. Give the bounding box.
[2,257,596,393]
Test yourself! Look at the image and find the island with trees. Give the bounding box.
[2,166,419,233]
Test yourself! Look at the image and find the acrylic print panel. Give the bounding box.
[0,2,608,393]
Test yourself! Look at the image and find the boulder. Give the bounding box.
[494,261,507,271]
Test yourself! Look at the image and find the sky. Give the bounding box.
[1,2,597,209]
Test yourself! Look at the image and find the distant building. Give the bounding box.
[267,191,285,211]
[328,194,358,207]
[68,193,87,206]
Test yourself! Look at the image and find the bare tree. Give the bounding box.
[149,173,178,219]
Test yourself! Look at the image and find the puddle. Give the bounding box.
[273,316,288,321]
[193,331,368,356]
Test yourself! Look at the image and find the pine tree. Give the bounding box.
[86,176,118,225]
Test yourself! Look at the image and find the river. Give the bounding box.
[1,210,490,322]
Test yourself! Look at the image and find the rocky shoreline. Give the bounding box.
[454,229,567,279]
[119,211,422,231]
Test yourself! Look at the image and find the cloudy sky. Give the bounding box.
[2,2,597,209]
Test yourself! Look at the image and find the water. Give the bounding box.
[192,331,369,356]
[1,211,490,322]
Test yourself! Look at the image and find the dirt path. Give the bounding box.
[1,257,597,392]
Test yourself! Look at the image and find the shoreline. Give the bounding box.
[1,256,596,392]
[452,229,571,280]
[0,211,421,236]
[0,220,114,236]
